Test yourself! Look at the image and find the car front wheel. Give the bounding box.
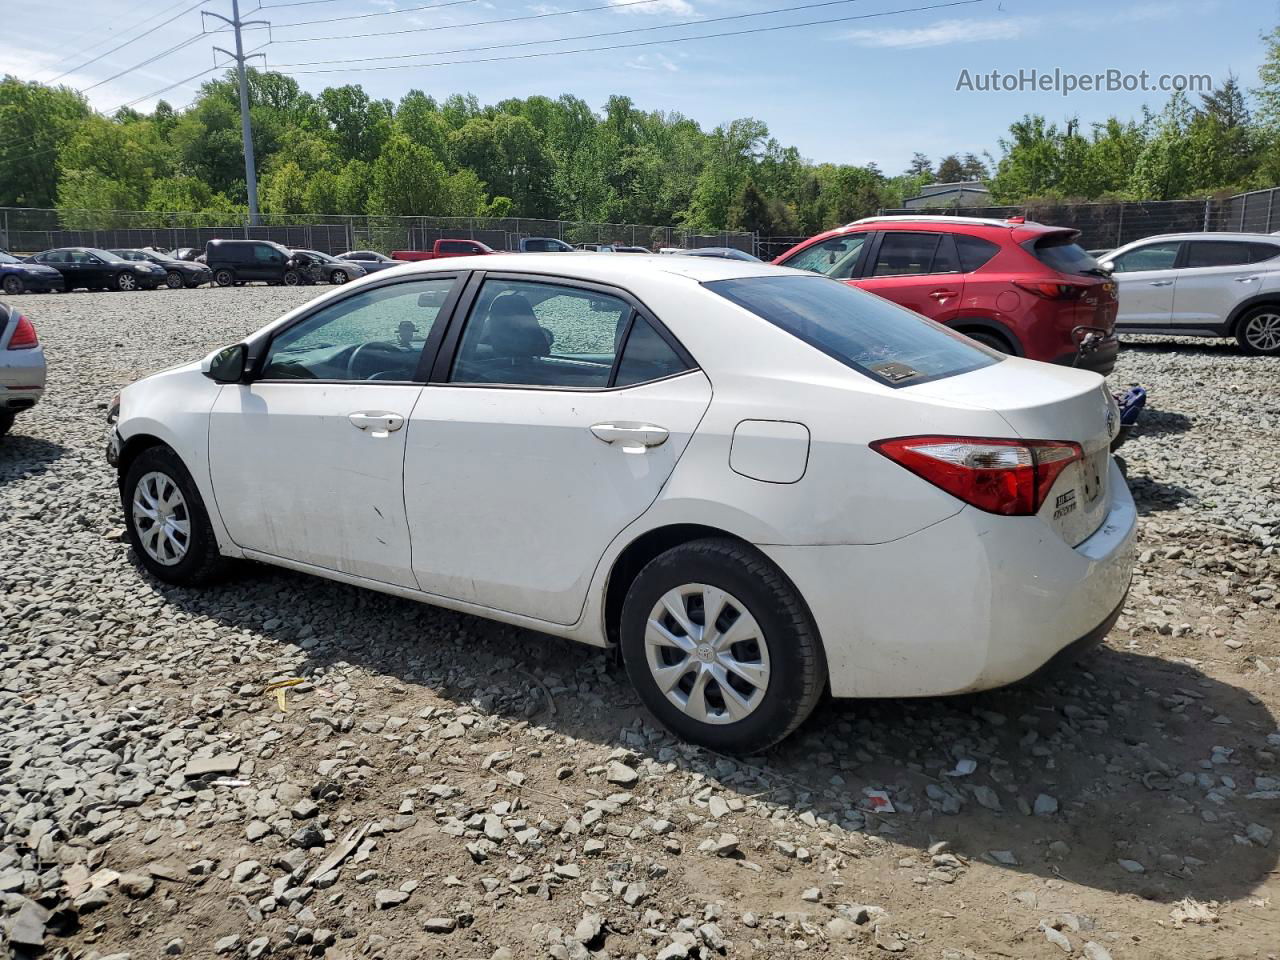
[1237,306,1280,355]
[116,272,138,292]
[214,269,235,287]
[330,269,348,284]
[283,269,301,286]
[165,271,184,289]
[122,445,230,585]
[619,538,827,754]
[2,275,24,295]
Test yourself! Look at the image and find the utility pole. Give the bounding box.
[205,1,269,226]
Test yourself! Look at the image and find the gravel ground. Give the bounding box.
[1,287,1279,960]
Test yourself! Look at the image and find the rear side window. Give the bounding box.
[1185,240,1276,268]
[954,234,1000,272]
[615,317,692,386]
[1031,236,1100,276]
[707,275,996,387]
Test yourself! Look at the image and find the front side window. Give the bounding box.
[870,232,950,277]
[781,234,867,280]
[1111,241,1181,273]
[440,241,478,254]
[707,275,995,387]
[261,277,456,381]
[254,245,281,264]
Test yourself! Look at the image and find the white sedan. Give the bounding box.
[108,254,1136,753]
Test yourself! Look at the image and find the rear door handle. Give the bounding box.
[1148,280,1173,287]
[590,422,669,453]
[349,412,404,437]
[929,289,958,300]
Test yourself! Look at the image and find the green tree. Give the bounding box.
[0,76,91,207]
[368,135,448,216]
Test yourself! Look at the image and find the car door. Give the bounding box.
[854,231,966,323]
[1172,239,1280,330]
[207,274,464,586]
[83,251,111,288]
[36,251,72,287]
[1106,241,1182,327]
[403,273,712,624]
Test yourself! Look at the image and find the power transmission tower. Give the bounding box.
[204,1,269,226]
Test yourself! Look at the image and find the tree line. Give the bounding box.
[3,24,1280,236]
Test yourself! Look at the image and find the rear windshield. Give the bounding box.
[1032,236,1102,276]
[706,275,997,387]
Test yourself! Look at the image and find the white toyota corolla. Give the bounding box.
[108,254,1136,753]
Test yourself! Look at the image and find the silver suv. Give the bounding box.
[1,301,46,437]
[1101,232,1280,355]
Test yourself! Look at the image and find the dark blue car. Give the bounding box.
[0,251,64,295]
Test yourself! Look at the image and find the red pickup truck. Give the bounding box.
[392,239,495,261]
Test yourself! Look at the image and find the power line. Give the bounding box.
[45,0,211,84]
[32,0,199,81]
[272,0,688,45]
[79,31,212,93]
[273,0,870,68]
[270,0,479,29]
[276,0,984,74]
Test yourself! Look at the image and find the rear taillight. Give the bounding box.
[8,313,38,349]
[872,435,1083,516]
[1013,279,1088,300]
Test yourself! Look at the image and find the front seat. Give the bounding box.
[484,294,552,360]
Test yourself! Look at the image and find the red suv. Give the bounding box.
[773,216,1119,374]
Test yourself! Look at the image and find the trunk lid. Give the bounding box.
[905,357,1119,545]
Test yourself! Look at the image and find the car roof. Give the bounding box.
[382,251,786,284]
[1113,231,1280,244]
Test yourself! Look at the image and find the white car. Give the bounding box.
[107,255,1136,752]
[1102,232,1280,354]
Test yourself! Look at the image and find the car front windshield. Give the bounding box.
[0,252,19,264]
[706,274,997,387]
[86,248,126,263]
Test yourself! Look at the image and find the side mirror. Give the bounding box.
[202,344,247,383]
[1099,260,1116,274]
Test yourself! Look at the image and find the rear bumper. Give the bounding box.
[1,344,47,412]
[760,458,1136,698]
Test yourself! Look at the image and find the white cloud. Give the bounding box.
[843,17,1032,49]
[610,0,695,15]
[625,52,680,72]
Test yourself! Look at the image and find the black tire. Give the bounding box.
[330,269,348,285]
[619,538,827,754]
[962,329,1012,353]
[2,275,24,296]
[282,269,301,286]
[214,269,235,287]
[0,411,14,437]
[121,445,231,586]
[165,271,184,290]
[1234,305,1280,356]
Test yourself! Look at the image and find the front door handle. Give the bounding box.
[929,289,958,300]
[1148,280,1173,287]
[349,412,404,437]
[590,422,669,454]
[1234,275,1260,283]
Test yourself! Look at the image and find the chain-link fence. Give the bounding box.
[0,207,754,258]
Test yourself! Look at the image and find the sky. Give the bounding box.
[5,0,1277,173]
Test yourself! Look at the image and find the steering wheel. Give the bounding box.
[346,341,413,380]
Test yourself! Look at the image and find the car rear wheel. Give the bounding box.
[619,538,827,754]
[165,271,184,289]
[330,269,348,284]
[962,329,1012,353]
[123,446,230,585]
[214,269,235,287]
[1236,306,1280,355]
[116,272,138,292]
[283,269,301,286]
[2,275,24,296]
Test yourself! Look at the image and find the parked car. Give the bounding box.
[774,216,1120,374]
[206,239,303,287]
[337,250,401,274]
[27,247,166,292]
[1,301,45,437]
[614,245,652,254]
[1099,232,1280,355]
[518,237,575,252]
[293,249,367,285]
[677,247,762,262]
[110,249,213,289]
[107,255,1134,753]
[172,248,201,262]
[0,250,65,295]
[576,243,616,252]
[392,239,494,261]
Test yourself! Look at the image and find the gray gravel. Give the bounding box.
[1,290,1278,958]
